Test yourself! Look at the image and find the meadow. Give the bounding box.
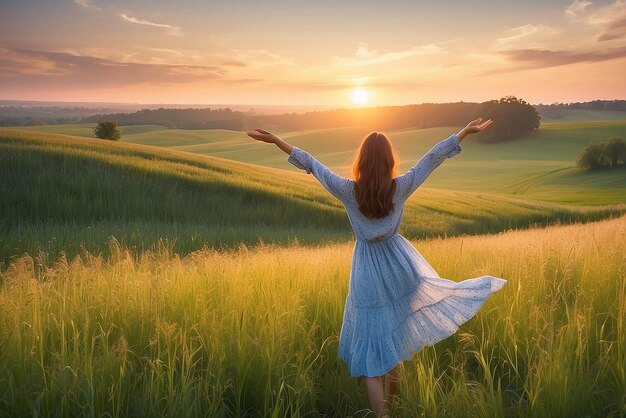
[1,128,623,268]
[1,115,625,416]
[18,115,626,206]
[0,215,624,417]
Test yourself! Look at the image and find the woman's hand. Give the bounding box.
[246,128,294,155]
[457,118,493,142]
[246,128,281,144]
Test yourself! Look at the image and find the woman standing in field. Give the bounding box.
[247,118,506,417]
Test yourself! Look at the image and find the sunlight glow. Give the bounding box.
[352,89,369,106]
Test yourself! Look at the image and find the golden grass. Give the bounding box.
[1,216,624,416]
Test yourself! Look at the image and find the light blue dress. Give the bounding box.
[287,133,507,378]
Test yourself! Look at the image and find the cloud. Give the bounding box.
[333,43,443,67]
[54,47,204,67]
[0,48,71,76]
[566,0,626,41]
[222,60,247,67]
[565,0,592,17]
[119,13,181,35]
[229,49,295,67]
[220,78,262,85]
[484,46,626,74]
[0,48,247,89]
[494,24,560,49]
[147,48,186,57]
[74,0,100,11]
[270,78,426,92]
[597,14,626,41]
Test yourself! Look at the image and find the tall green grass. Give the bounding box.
[0,216,624,417]
[1,129,623,267]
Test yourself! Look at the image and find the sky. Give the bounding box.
[0,0,625,106]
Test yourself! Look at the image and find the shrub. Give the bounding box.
[604,137,626,167]
[577,137,625,170]
[94,120,121,141]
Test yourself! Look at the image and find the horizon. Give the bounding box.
[2,97,625,109]
[1,0,625,106]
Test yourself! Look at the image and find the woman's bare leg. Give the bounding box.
[365,376,385,416]
[384,366,400,412]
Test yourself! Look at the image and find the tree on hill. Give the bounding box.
[577,137,625,170]
[577,143,607,170]
[94,120,121,141]
[474,96,541,143]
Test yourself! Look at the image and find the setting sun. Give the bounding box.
[352,89,370,106]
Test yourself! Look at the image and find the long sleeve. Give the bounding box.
[287,146,352,202]
[395,134,462,200]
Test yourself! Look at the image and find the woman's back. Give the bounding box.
[287,133,462,242]
[340,179,405,242]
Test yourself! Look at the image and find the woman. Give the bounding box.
[246,118,506,417]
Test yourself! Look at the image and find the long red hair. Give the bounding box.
[352,132,398,219]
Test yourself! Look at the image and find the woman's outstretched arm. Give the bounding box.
[246,128,352,201]
[396,117,494,199]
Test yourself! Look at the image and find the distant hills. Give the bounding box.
[2,98,624,142]
[78,96,543,142]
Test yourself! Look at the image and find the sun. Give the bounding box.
[352,88,369,106]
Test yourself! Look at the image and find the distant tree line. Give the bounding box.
[577,137,626,170]
[536,100,626,119]
[82,107,247,130]
[0,116,84,126]
[81,96,540,142]
[3,99,623,133]
[0,105,123,127]
[538,100,626,111]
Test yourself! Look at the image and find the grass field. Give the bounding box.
[1,114,625,417]
[0,215,624,417]
[17,116,626,205]
[1,129,623,268]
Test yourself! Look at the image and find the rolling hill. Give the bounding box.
[17,117,626,205]
[1,128,623,266]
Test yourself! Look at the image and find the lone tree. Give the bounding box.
[577,137,625,170]
[474,96,541,143]
[577,143,608,170]
[94,120,121,141]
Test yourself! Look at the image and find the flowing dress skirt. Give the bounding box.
[338,234,507,377]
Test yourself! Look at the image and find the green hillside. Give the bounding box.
[19,117,626,205]
[1,129,623,266]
